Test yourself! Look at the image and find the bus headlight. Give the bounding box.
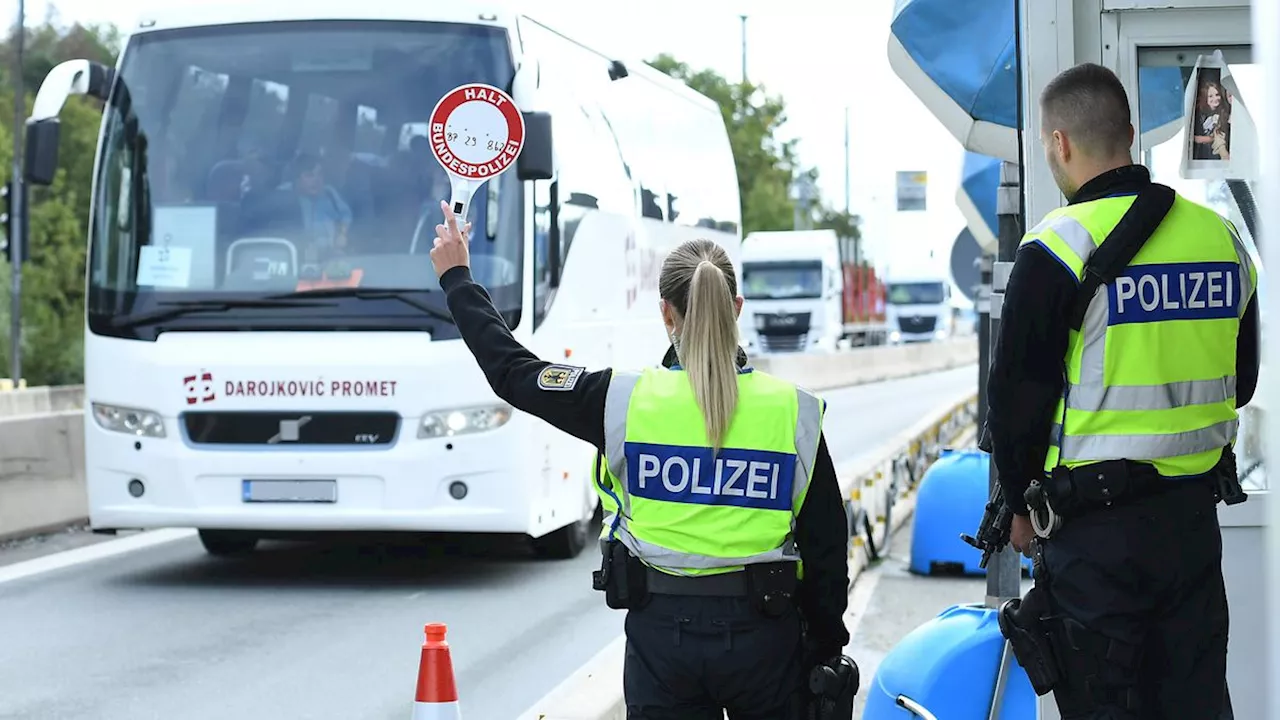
[92,402,166,438]
[418,404,513,438]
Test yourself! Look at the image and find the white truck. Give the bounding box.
[884,273,954,344]
[738,230,844,353]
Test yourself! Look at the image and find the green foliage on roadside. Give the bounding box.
[646,53,848,239]
[0,21,119,386]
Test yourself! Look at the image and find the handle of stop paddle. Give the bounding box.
[447,175,478,228]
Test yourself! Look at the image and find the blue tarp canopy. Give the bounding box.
[889,0,1188,162]
[956,152,1000,254]
[949,225,983,303]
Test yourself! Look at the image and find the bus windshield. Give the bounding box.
[742,261,823,300]
[88,20,521,339]
[887,282,945,305]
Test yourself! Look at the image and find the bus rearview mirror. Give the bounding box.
[517,111,553,182]
[24,120,61,187]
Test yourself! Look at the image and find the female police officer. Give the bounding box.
[429,202,852,719]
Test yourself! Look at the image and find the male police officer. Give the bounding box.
[986,63,1259,719]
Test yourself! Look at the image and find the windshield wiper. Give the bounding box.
[266,288,455,324]
[111,298,337,330]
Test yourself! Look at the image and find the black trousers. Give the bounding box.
[622,593,805,719]
[1041,480,1230,720]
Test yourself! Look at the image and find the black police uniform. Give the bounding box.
[987,165,1260,719]
[439,265,852,719]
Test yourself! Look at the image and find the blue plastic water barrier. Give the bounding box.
[862,603,1038,720]
[910,448,1033,576]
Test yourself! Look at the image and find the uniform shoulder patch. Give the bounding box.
[538,364,585,392]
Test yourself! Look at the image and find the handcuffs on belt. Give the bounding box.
[1024,480,1063,539]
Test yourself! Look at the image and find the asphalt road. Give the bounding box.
[0,365,976,720]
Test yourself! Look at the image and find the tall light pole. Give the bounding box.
[739,14,748,84]
[844,106,851,214]
[9,0,23,386]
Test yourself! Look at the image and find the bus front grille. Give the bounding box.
[182,411,400,446]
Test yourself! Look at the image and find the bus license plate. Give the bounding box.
[242,479,337,503]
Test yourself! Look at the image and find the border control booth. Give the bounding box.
[888,1,1269,719]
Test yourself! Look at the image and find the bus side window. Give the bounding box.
[533,177,555,329]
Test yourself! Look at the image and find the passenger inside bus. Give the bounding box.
[242,152,352,267]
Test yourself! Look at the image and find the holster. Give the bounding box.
[806,655,859,720]
[744,561,798,618]
[592,539,650,610]
[997,551,1062,697]
[1215,445,1248,506]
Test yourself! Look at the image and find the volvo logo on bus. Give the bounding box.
[268,416,312,444]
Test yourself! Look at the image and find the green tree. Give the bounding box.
[816,208,862,243]
[647,53,814,237]
[0,21,121,385]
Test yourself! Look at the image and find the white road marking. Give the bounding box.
[0,529,196,585]
[844,562,885,644]
[515,633,627,720]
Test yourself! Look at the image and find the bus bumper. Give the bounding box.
[84,417,546,535]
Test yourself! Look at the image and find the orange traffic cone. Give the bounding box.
[412,623,461,719]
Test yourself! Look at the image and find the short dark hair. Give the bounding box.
[1040,62,1133,159]
[291,152,323,178]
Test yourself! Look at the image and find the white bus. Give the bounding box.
[24,3,742,558]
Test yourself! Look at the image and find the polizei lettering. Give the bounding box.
[1107,261,1241,326]
[624,443,796,512]
[223,379,399,398]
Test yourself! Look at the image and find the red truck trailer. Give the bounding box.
[838,233,889,346]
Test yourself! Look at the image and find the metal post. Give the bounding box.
[8,0,23,386]
[844,106,851,214]
[976,255,992,435]
[985,160,1023,606]
[792,176,813,232]
[1256,0,1280,716]
[739,15,748,85]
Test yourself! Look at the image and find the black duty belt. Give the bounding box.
[645,567,749,597]
[1050,458,1218,516]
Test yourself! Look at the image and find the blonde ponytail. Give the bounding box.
[658,240,741,451]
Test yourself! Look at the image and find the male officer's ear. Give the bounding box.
[659,299,677,334]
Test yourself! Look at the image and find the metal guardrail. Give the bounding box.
[844,392,980,565]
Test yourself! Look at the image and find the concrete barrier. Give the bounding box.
[0,410,88,541]
[518,390,980,720]
[0,385,85,417]
[753,337,977,390]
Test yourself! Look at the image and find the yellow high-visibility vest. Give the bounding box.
[1025,193,1257,477]
[594,366,824,576]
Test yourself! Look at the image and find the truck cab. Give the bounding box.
[738,230,844,353]
[885,274,954,344]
